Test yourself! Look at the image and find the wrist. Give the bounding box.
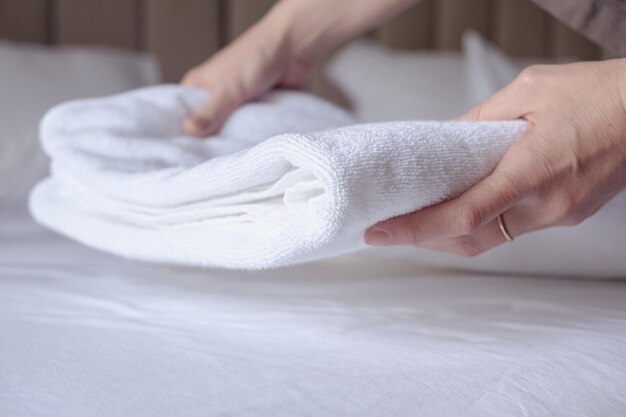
[266,0,341,59]
[269,0,418,58]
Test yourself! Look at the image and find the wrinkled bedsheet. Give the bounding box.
[1,205,626,417]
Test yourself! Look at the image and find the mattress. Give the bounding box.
[2,204,626,416]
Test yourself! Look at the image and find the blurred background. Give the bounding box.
[0,0,607,83]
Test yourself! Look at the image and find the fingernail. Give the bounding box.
[365,228,391,246]
[195,117,211,133]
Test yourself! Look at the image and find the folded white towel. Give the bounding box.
[30,85,527,269]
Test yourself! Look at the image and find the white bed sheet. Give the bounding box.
[2,204,626,417]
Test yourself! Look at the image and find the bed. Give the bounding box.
[1,1,625,416]
[3,205,626,416]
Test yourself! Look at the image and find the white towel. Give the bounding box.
[30,85,527,269]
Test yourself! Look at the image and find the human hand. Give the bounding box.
[365,59,626,256]
[181,2,317,137]
[181,0,418,137]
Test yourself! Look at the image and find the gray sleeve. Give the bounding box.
[530,0,626,56]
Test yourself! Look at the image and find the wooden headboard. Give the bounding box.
[0,0,605,84]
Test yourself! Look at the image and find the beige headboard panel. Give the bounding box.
[0,0,605,84]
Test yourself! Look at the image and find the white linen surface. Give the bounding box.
[30,86,527,269]
[1,206,626,417]
[0,40,160,203]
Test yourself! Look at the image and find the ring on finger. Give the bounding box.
[497,213,514,242]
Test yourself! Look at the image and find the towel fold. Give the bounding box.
[30,85,527,269]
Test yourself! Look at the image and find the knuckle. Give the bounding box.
[457,203,484,235]
[516,65,545,86]
[541,190,584,226]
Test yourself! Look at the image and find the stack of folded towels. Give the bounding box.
[30,86,626,274]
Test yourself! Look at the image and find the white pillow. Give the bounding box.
[462,31,525,103]
[0,40,161,204]
[462,31,575,103]
[325,40,472,122]
[325,34,565,123]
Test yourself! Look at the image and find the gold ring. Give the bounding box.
[497,214,514,242]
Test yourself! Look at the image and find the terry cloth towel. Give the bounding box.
[30,85,526,269]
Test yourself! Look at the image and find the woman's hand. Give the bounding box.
[181,2,316,137]
[365,58,626,256]
[181,0,417,137]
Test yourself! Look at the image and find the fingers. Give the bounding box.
[178,7,315,138]
[179,20,284,138]
[182,88,242,137]
[364,126,546,247]
[179,41,262,138]
[365,168,526,246]
[365,69,544,249]
[374,202,534,258]
[415,217,509,257]
[415,208,530,257]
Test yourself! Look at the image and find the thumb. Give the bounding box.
[182,87,243,137]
